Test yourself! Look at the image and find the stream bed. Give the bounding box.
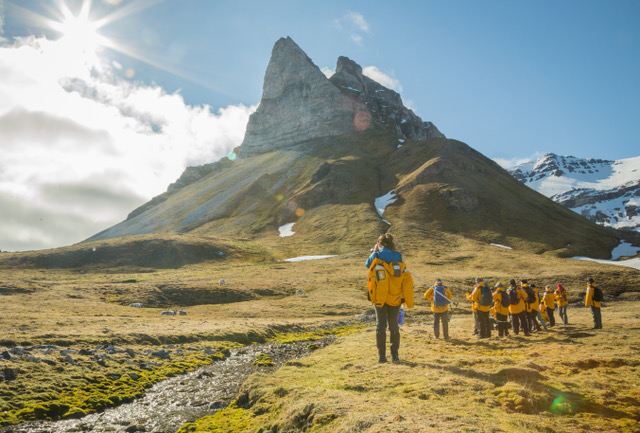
[2,338,333,433]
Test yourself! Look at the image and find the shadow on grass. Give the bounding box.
[422,362,632,419]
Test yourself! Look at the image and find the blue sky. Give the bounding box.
[1,0,639,251]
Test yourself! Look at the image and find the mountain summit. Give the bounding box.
[87,37,621,259]
[510,153,640,233]
[240,37,443,156]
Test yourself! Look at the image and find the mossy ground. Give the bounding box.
[180,301,640,433]
[1,234,638,430]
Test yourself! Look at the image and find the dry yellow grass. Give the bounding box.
[1,233,638,430]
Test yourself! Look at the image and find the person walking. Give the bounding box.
[507,279,530,336]
[542,285,557,327]
[424,279,453,340]
[555,283,570,324]
[492,282,511,337]
[366,234,414,363]
[527,283,543,332]
[470,278,492,338]
[585,277,602,329]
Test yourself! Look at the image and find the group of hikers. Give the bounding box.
[366,234,604,363]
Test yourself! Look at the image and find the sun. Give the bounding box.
[48,0,110,59]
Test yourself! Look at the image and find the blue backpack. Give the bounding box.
[433,285,449,307]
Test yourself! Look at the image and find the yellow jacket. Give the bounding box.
[585,283,601,308]
[492,287,510,316]
[543,289,556,310]
[424,285,453,313]
[507,286,527,314]
[529,287,541,312]
[367,258,414,308]
[555,287,569,307]
[466,290,476,312]
[470,283,492,313]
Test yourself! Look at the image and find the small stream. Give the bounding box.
[2,338,333,433]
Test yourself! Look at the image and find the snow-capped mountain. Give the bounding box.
[510,153,640,232]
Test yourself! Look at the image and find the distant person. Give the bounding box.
[555,283,570,324]
[527,283,543,332]
[585,277,602,329]
[424,279,453,340]
[542,285,557,327]
[492,282,511,337]
[507,279,530,336]
[366,234,414,362]
[470,278,492,338]
[466,286,478,336]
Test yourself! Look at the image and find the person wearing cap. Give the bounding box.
[470,277,492,338]
[492,282,510,337]
[424,279,453,339]
[507,279,530,336]
[585,277,602,329]
[555,283,570,324]
[542,285,557,327]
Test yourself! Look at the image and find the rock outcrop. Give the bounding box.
[240,37,443,156]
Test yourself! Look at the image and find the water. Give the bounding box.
[2,339,332,433]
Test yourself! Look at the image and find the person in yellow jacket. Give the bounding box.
[366,234,414,363]
[527,283,543,332]
[424,279,453,340]
[555,283,569,324]
[585,277,602,329]
[466,287,478,336]
[506,279,530,336]
[492,282,510,337]
[470,278,492,338]
[542,285,557,327]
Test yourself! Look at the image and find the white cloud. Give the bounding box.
[321,67,335,79]
[0,36,255,252]
[335,10,370,45]
[346,11,370,33]
[362,66,403,93]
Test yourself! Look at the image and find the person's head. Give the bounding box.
[377,233,397,251]
[475,277,483,284]
[586,277,594,284]
[530,283,536,289]
[435,279,442,286]
[557,283,564,290]
[509,279,516,287]
[521,279,528,285]
[494,282,504,289]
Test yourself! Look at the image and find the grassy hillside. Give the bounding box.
[1,234,639,429]
[83,130,626,260]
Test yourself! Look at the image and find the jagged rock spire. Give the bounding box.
[239,37,444,156]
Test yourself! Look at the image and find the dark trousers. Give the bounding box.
[476,310,491,338]
[433,312,449,339]
[511,311,530,335]
[496,313,510,336]
[472,310,479,335]
[546,308,556,327]
[590,306,602,329]
[375,304,401,360]
[558,305,568,324]
[528,310,542,331]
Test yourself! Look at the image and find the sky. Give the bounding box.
[0,0,639,252]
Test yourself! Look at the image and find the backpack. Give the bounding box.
[592,286,603,302]
[508,288,520,305]
[479,285,492,307]
[524,286,536,304]
[433,285,449,307]
[500,290,511,309]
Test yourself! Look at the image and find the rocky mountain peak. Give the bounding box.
[240,37,444,156]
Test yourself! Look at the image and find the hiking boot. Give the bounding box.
[376,331,387,363]
[390,332,400,363]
